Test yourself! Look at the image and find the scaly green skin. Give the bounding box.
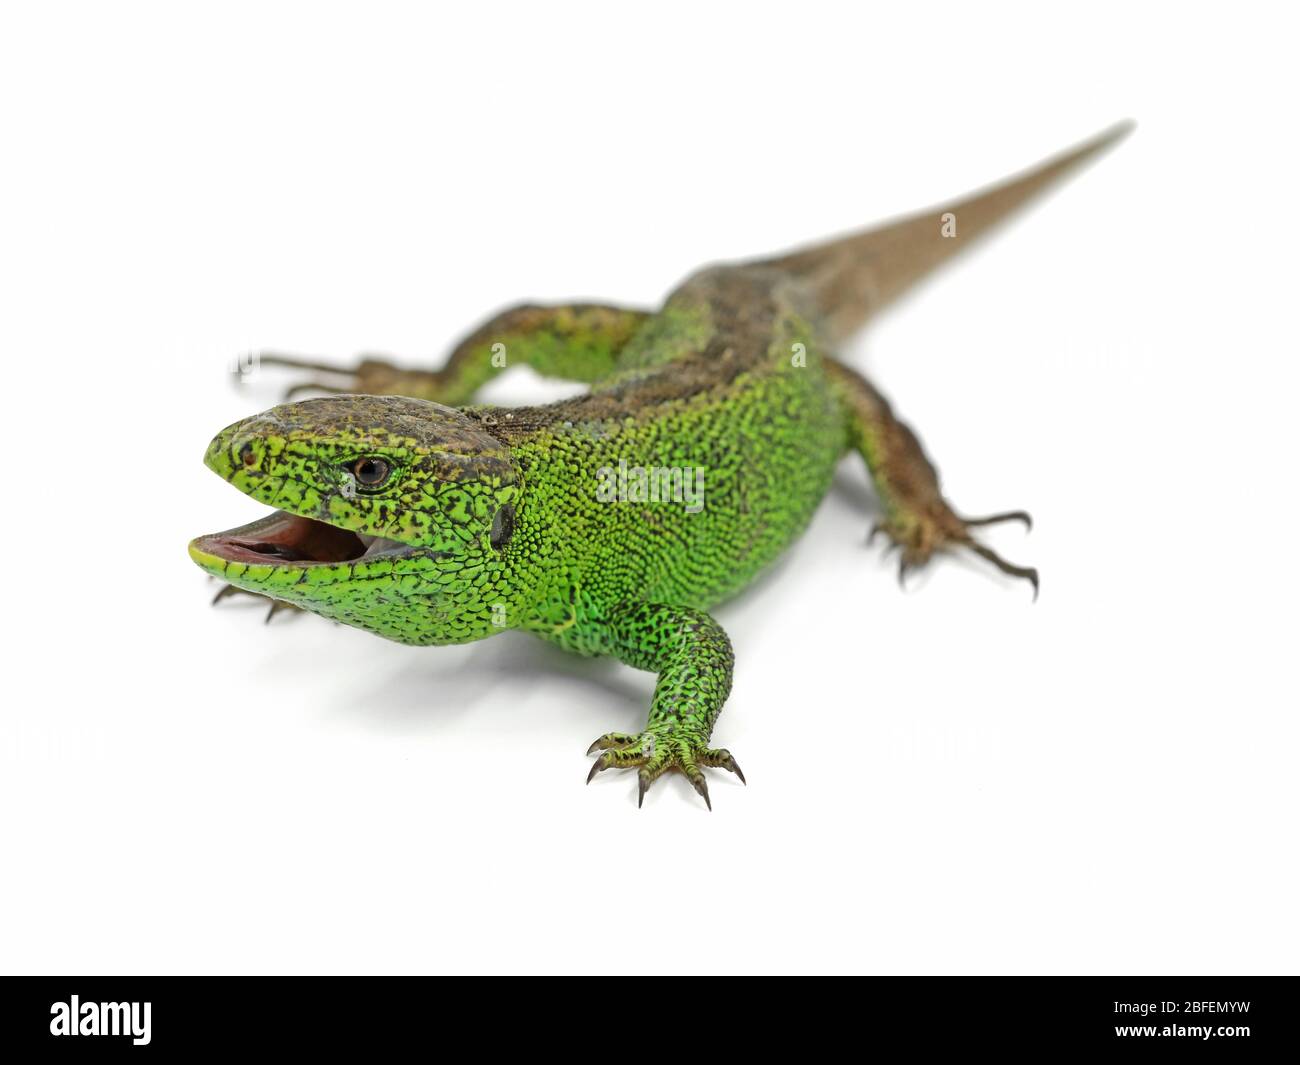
[193,126,1129,806]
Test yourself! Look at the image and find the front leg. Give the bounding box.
[584,602,743,809]
[258,303,649,404]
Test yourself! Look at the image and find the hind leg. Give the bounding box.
[825,357,1038,596]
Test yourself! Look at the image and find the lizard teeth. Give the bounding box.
[357,534,407,557]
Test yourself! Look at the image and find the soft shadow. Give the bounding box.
[329,631,650,736]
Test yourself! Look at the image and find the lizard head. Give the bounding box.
[189,395,525,645]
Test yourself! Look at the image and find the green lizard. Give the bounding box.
[191,123,1130,807]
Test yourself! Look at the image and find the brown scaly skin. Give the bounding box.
[194,123,1131,806]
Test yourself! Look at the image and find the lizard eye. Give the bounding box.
[351,457,391,488]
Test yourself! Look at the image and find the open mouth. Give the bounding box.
[190,511,411,567]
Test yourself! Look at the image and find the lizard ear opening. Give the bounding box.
[490,503,515,551]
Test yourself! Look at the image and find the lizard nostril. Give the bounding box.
[240,443,256,466]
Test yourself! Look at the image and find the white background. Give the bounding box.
[2,2,1296,975]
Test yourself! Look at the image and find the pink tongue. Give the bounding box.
[216,513,366,564]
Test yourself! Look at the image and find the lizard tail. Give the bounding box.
[759,121,1135,343]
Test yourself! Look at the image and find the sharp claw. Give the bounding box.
[704,749,747,784]
[637,773,648,808]
[588,733,638,755]
[586,757,606,785]
[264,600,297,623]
[897,556,909,588]
[211,584,237,606]
[963,509,1033,532]
[690,774,712,811]
[964,541,1040,601]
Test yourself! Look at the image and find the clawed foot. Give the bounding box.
[870,506,1038,598]
[585,729,745,810]
[253,352,445,402]
[210,583,302,623]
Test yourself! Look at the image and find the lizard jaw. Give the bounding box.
[189,510,414,569]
